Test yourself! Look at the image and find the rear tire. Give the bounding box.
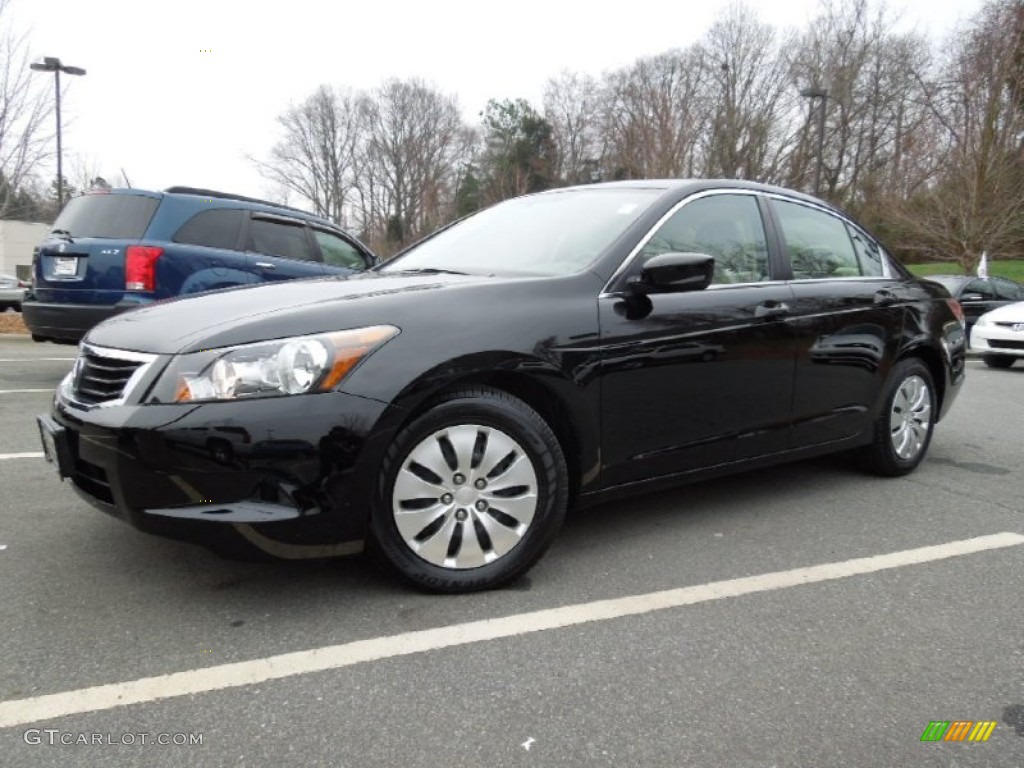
[860,358,936,477]
[370,387,568,593]
[982,354,1015,369]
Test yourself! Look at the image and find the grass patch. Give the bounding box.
[905,260,1024,281]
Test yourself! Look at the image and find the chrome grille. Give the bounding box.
[71,345,156,406]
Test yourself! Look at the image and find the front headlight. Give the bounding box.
[147,326,399,403]
[974,316,991,328]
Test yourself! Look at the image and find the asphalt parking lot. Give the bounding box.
[0,334,1021,767]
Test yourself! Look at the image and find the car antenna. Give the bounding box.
[121,168,132,189]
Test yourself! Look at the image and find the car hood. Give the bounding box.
[85,271,487,354]
[977,301,1024,324]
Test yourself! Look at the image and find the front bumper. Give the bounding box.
[46,388,394,547]
[970,326,1024,357]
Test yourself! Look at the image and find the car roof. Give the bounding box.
[542,178,844,213]
[87,187,343,231]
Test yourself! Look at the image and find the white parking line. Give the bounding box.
[0,531,1020,729]
[0,389,51,394]
[0,452,43,460]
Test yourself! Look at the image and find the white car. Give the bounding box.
[970,301,1024,368]
[0,273,27,312]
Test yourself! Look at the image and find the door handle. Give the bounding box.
[754,301,790,319]
[874,289,898,306]
[254,261,276,270]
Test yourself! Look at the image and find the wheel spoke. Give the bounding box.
[478,510,526,558]
[490,451,535,488]
[405,440,454,486]
[393,469,445,505]
[444,424,480,474]
[484,492,539,528]
[451,515,488,568]
[414,513,459,565]
[479,429,519,478]
[394,506,449,543]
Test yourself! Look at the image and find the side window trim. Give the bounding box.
[764,193,896,281]
[602,188,770,295]
[756,194,790,281]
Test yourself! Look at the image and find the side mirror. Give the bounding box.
[630,252,714,294]
[960,293,984,302]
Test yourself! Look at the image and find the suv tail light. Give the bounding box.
[125,246,163,292]
[945,298,965,326]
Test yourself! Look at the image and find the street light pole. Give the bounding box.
[29,56,86,209]
[800,86,828,197]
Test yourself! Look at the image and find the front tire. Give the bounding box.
[982,354,1015,369]
[860,358,936,476]
[370,387,568,593]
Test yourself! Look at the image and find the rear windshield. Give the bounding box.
[53,193,159,239]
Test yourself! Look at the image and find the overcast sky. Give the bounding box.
[11,0,981,204]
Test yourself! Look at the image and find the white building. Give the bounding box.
[0,220,48,278]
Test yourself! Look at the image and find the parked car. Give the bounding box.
[22,186,377,344]
[970,301,1024,368]
[37,180,966,593]
[0,273,28,311]
[923,274,1024,332]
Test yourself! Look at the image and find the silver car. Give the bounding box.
[0,273,27,311]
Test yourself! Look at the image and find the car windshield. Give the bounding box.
[382,188,663,277]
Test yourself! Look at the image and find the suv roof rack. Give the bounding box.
[163,186,328,222]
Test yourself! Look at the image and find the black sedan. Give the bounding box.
[923,274,1024,332]
[38,180,966,593]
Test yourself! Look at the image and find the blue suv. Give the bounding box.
[23,186,377,344]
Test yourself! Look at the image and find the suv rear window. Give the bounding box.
[53,193,159,239]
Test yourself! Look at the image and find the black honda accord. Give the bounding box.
[38,180,967,592]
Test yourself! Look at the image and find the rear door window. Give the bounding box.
[53,193,159,239]
[246,217,316,261]
[771,200,861,278]
[172,209,245,250]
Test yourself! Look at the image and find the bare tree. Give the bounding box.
[896,0,1024,270]
[698,3,796,182]
[251,85,361,226]
[597,50,707,179]
[543,71,605,184]
[0,0,54,218]
[785,1,934,203]
[352,79,471,254]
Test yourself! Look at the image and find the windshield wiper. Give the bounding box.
[50,228,74,242]
[395,267,471,276]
